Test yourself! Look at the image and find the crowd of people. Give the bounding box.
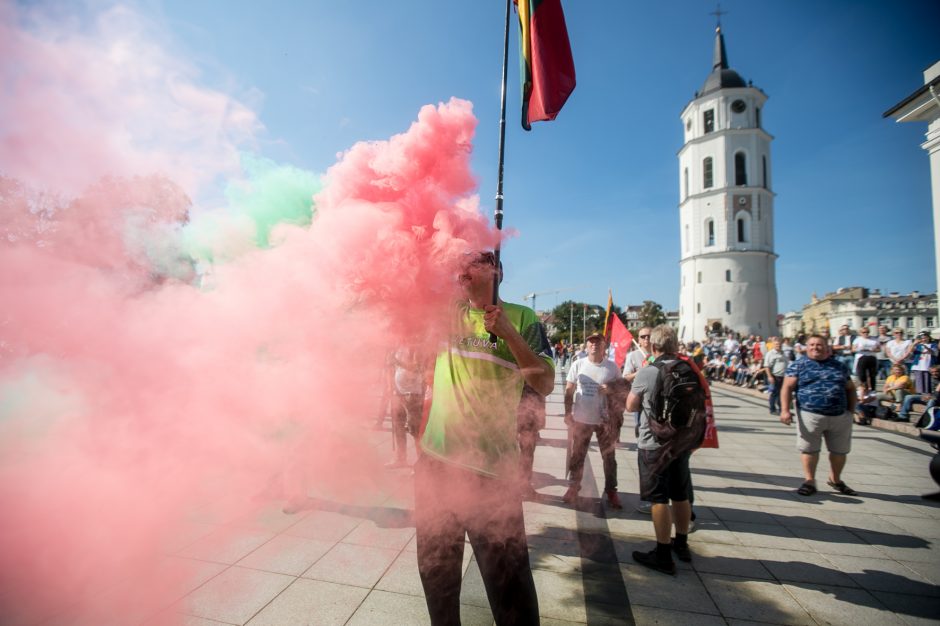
[361,252,935,622]
[552,324,940,426]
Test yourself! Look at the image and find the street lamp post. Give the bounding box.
[582,303,587,342]
[569,302,573,346]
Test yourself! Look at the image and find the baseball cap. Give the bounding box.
[585,331,606,341]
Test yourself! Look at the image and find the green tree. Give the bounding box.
[548,300,620,344]
[639,300,666,328]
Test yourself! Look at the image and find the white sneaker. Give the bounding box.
[635,501,652,514]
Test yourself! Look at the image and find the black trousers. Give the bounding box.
[856,355,878,390]
[414,457,540,626]
[769,375,784,412]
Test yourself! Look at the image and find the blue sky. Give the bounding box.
[147,0,939,313]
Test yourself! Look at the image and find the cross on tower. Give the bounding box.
[710,3,729,29]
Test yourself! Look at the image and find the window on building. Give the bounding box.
[703,109,714,134]
[684,224,689,252]
[682,275,686,286]
[762,156,767,188]
[734,152,747,186]
[735,211,751,244]
[907,318,915,328]
[892,318,900,327]
[725,300,731,314]
[697,271,702,283]
[697,303,701,313]
[927,317,935,327]
[683,167,689,199]
[703,157,713,189]
[705,219,714,246]
[725,269,731,282]
[756,107,761,128]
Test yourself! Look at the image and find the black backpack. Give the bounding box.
[648,356,707,447]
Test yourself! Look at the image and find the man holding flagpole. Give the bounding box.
[433,0,572,618]
[415,251,553,625]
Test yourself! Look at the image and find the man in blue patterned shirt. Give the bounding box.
[780,335,858,497]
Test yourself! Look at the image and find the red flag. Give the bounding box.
[608,314,633,369]
[515,0,576,130]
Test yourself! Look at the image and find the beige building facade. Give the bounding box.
[788,287,937,338]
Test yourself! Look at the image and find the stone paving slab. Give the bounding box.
[158,378,940,626]
[9,373,940,625]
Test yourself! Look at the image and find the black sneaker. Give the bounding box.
[632,549,676,575]
[671,540,692,562]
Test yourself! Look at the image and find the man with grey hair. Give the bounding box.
[626,324,695,575]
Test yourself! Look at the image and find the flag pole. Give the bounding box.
[489,0,512,343]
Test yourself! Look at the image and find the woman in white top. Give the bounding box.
[852,327,880,394]
[886,329,913,367]
[793,334,807,360]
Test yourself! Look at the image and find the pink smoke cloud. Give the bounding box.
[0,3,260,196]
[0,3,494,623]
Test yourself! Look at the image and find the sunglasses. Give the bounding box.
[639,334,650,339]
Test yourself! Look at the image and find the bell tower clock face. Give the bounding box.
[733,194,751,211]
[731,99,747,114]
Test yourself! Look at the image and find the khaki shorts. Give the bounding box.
[796,409,853,455]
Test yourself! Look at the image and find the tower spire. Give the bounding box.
[709,4,730,70]
[712,28,729,71]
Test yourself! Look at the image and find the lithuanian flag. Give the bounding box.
[515,0,576,131]
[603,289,613,337]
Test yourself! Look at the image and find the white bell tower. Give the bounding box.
[678,24,778,341]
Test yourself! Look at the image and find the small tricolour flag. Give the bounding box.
[514,0,576,131]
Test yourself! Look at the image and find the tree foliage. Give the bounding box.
[639,300,666,328]
[548,300,623,344]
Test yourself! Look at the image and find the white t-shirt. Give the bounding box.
[852,337,879,356]
[566,357,621,425]
[393,348,424,394]
[622,348,649,376]
[886,339,912,362]
[723,338,740,355]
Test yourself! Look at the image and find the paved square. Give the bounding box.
[9,373,939,625]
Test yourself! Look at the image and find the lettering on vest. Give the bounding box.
[458,336,499,350]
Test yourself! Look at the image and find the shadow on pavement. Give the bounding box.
[701,505,931,549]
[697,481,940,509]
[686,553,940,620]
[287,496,414,527]
[689,466,940,509]
[527,517,938,622]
